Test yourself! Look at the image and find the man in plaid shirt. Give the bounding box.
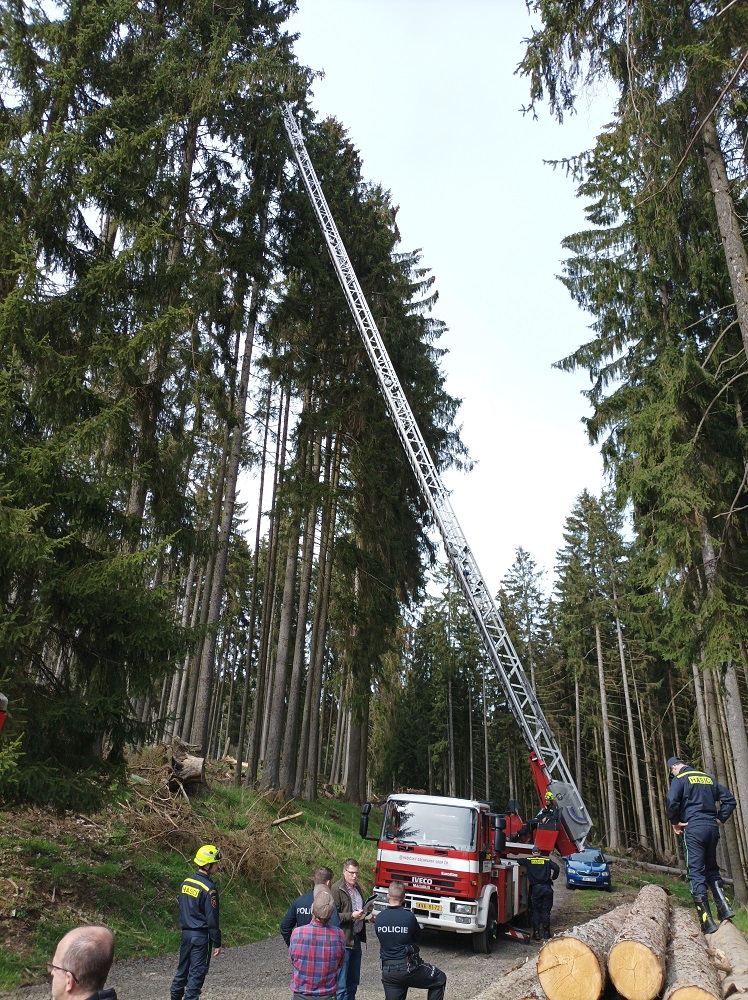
[289,888,346,999]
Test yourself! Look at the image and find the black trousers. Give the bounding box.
[682,822,721,897]
[381,961,447,1000]
[170,931,212,1000]
[530,884,554,930]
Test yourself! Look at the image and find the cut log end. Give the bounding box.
[608,939,665,1000]
[537,938,604,1000]
[667,988,724,1000]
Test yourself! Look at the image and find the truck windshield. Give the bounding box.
[382,800,477,851]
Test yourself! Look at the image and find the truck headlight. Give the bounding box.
[454,903,477,915]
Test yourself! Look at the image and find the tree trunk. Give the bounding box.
[595,622,619,848]
[191,252,267,753]
[279,432,323,794]
[260,516,301,790]
[246,381,289,786]
[612,585,648,849]
[234,381,273,785]
[723,660,748,861]
[662,906,721,1000]
[608,885,669,1000]
[701,115,748,368]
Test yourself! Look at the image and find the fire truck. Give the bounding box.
[279,104,593,947]
[357,758,576,951]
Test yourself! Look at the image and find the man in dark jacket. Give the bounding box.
[666,756,737,933]
[374,880,446,1000]
[331,858,372,1000]
[48,925,116,1000]
[170,844,222,1000]
[519,844,560,940]
[281,865,340,945]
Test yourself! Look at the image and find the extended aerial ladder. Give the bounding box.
[280,103,591,853]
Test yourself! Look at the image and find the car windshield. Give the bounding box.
[382,800,477,851]
[569,850,605,864]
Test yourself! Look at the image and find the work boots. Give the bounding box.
[543,926,552,940]
[710,881,735,921]
[693,894,719,934]
[532,928,541,941]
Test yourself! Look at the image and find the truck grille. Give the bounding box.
[384,868,460,892]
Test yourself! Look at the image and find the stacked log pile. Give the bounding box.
[474,886,748,1000]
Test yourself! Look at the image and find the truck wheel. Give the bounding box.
[472,901,497,954]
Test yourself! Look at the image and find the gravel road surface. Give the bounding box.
[7,885,627,1000]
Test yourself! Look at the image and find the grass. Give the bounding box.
[0,778,379,991]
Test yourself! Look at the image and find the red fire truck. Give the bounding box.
[358,753,575,952]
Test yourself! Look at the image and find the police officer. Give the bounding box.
[520,844,560,940]
[666,756,737,933]
[170,844,222,1000]
[374,880,447,1000]
[280,866,340,945]
[518,790,560,840]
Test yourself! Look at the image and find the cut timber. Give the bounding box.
[711,920,748,995]
[472,958,548,1000]
[663,906,722,1000]
[608,884,670,1000]
[537,904,630,1000]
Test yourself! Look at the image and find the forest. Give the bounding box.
[1,0,747,902]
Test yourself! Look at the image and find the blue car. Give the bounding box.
[565,848,612,891]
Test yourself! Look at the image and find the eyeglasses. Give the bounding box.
[47,963,79,983]
[344,869,359,877]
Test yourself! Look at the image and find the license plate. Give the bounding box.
[414,902,442,912]
[582,876,597,882]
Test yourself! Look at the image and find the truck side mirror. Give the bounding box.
[493,814,506,854]
[359,802,371,839]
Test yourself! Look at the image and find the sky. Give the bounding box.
[277,0,616,597]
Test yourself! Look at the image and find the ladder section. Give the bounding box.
[280,103,591,849]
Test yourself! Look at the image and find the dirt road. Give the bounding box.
[8,885,633,1000]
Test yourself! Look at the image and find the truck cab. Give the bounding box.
[362,792,528,953]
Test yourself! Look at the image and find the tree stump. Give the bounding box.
[662,905,722,1000]
[537,904,630,1000]
[710,920,748,996]
[608,884,670,1000]
[167,739,205,795]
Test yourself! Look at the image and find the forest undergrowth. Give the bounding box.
[0,754,377,991]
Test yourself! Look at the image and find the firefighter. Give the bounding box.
[520,844,560,940]
[374,880,447,1000]
[170,845,222,1000]
[518,790,560,840]
[666,757,737,933]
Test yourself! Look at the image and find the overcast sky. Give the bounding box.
[277,0,615,596]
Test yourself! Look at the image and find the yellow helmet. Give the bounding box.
[544,790,555,801]
[194,844,222,866]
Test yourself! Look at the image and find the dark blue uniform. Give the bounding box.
[666,766,736,897]
[170,870,221,1000]
[280,887,340,945]
[374,904,446,1000]
[520,855,560,938]
[518,803,560,840]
